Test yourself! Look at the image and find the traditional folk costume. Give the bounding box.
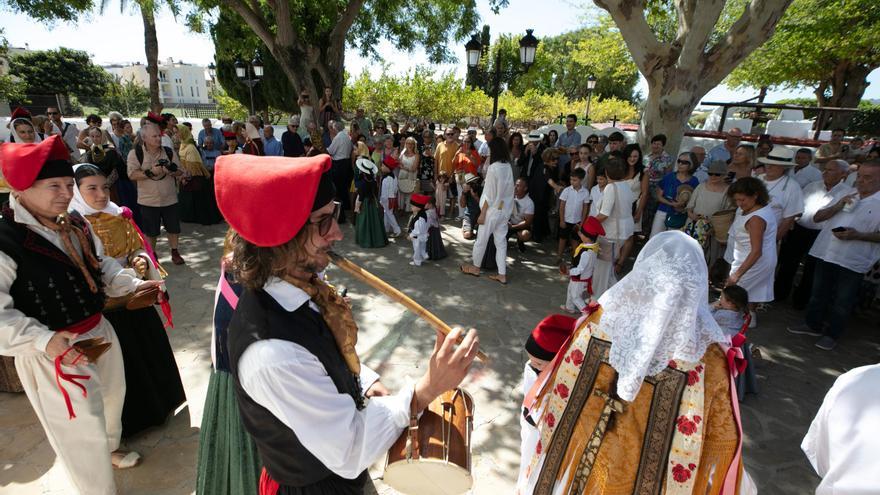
[69,164,185,437]
[177,124,223,226]
[408,194,430,266]
[214,154,416,495]
[711,308,758,400]
[519,314,576,489]
[562,217,604,314]
[0,135,153,494]
[380,173,401,236]
[426,206,447,260]
[196,257,260,495]
[519,232,751,495]
[353,158,387,249]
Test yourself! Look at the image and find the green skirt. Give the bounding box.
[355,198,388,248]
[196,370,260,495]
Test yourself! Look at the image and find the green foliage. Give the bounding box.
[0,0,93,22]
[847,103,880,136]
[727,0,880,92]
[8,48,112,97]
[473,17,639,103]
[0,31,26,102]
[342,67,639,127]
[212,87,249,121]
[644,0,749,45]
[97,76,151,116]
[209,8,297,113]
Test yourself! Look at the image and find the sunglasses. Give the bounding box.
[309,201,341,236]
[445,133,454,137]
[587,140,598,144]
[47,111,59,115]
[677,159,692,165]
[708,172,724,177]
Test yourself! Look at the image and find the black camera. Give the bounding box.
[157,159,178,172]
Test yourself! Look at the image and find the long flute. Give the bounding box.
[329,251,489,363]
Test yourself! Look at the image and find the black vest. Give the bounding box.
[227,289,367,494]
[0,205,106,329]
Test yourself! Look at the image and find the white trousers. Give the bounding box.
[472,212,509,275]
[411,238,427,265]
[381,199,401,234]
[15,318,125,495]
[565,280,588,312]
[650,210,668,238]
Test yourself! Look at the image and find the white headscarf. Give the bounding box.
[598,230,728,402]
[69,163,124,216]
[9,118,42,143]
[246,122,262,140]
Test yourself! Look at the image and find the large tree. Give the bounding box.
[190,0,506,108]
[727,0,880,129]
[8,48,112,97]
[101,0,180,113]
[596,0,794,152]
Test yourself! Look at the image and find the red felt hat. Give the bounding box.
[10,107,31,120]
[382,154,399,170]
[525,314,576,361]
[409,193,430,208]
[580,216,605,238]
[214,154,333,247]
[146,111,166,124]
[222,130,237,139]
[0,135,71,191]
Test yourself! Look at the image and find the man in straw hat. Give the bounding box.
[0,135,164,494]
[756,146,804,242]
[214,153,479,494]
[518,231,750,495]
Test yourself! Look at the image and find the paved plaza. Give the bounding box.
[1,218,878,494]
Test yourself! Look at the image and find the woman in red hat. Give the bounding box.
[213,153,479,495]
[0,136,164,493]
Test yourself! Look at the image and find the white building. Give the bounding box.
[105,58,213,105]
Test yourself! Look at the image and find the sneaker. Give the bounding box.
[814,336,837,351]
[748,311,757,328]
[171,249,185,265]
[409,261,422,267]
[787,324,822,337]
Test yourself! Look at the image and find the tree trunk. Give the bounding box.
[640,86,701,157]
[824,63,872,130]
[141,8,161,113]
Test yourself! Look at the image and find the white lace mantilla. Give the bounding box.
[598,231,728,401]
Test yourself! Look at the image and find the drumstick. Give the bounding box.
[329,251,489,363]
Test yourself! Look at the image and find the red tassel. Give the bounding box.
[54,347,91,419]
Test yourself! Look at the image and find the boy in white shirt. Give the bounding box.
[556,168,590,263]
[379,164,401,237]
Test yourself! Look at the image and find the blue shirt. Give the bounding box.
[555,129,582,169]
[701,144,731,173]
[263,135,284,156]
[657,172,699,213]
[198,127,224,149]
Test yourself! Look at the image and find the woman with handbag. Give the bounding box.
[686,160,733,264]
[398,137,421,211]
[70,164,185,438]
[650,152,699,238]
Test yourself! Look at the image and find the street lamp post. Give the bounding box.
[234,54,264,115]
[584,74,597,124]
[465,29,539,124]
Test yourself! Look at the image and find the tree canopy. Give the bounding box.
[8,48,112,97]
[0,0,92,22]
[726,0,880,127]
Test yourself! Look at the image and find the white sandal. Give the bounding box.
[112,451,142,469]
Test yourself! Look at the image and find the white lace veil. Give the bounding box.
[598,230,728,401]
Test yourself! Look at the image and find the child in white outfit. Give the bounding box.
[408,194,429,266]
[379,164,401,237]
[561,216,604,314]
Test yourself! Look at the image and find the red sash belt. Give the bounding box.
[54,313,102,419]
[259,467,280,495]
[569,276,594,295]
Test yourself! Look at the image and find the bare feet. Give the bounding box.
[488,274,507,285]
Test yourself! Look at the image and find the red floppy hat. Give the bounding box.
[525,314,576,361]
[0,135,72,191]
[214,154,334,247]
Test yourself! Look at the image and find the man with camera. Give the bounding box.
[127,123,186,265]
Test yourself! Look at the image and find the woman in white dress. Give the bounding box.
[588,172,616,297]
[459,139,515,284]
[725,177,778,326]
[397,137,420,211]
[595,156,634,275]
[620,143,649,265]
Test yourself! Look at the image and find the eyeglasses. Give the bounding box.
[677,159,691,165]
[445,133,454,137]
[309,201,341,236]
[708,173,724,177]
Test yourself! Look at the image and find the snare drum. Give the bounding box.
[384,388,474,495]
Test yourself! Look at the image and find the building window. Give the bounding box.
[191,87,194,98]
[196,86,200,97]
[159,71,167,82]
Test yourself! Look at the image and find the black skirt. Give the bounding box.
[105,306,186,438]
[427,226,447,260]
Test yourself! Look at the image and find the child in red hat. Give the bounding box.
[407,193,430,266]
[560,216,605,314]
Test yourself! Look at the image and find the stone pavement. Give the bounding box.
[1,218,878,494]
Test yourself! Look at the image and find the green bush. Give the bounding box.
[849,104,880,136]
